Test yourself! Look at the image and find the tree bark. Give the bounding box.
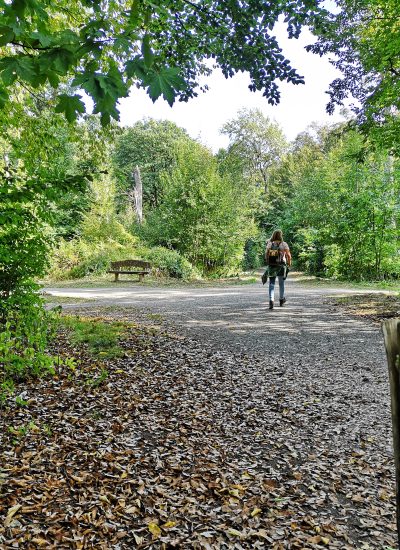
[382,318,400,548]
[133,165,143,224]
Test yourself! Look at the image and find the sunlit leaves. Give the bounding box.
[0,57,36,85]
[277,126,400,280]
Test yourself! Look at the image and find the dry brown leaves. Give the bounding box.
[330,293,400,323]
[0,309,397,549]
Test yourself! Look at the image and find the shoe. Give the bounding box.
[279,298,286,307]
[269,301,274,309]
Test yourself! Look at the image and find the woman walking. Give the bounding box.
[264,230,291,310]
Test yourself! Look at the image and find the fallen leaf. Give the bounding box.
[228,528,242,536]
[31,538,48,546]
[163,520,177,529]
[4,504,21,527]
[148,522,162,538]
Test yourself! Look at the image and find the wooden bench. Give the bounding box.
[107,260,151,282]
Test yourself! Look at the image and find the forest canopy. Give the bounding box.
[0,0,325,123]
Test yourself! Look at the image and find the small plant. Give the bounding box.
[8,421,39,438]
[0,283,58,385]
[15,396,29,407]
[87,368,109,387]
[0,379,15,405]
[42,424,52,436]
[58,356,79,371]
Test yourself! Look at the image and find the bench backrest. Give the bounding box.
[110,259,151,270]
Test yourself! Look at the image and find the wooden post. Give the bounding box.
[133,165,143,224]
[114,272,119,282]
[382,318,400,548]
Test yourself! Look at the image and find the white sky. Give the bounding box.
[118,15,343,152]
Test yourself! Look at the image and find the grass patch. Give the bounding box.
[147,313,163,321]
[59,315,129,359]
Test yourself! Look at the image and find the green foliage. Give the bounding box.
[49,239,136,281]
[309,0,400,151]
[60,316,127,359]
[0,166,51,296]
[278,126,400,281]
[140,247,198,279]
[0,284,56,382]
[79,174,136,244]
[49,173,138,279]
[141,140,255,275]
[0,1,325,122]
[221,108,288,195]
[112,119,191,210]
[242,234,267,271]
[0,90,102,388]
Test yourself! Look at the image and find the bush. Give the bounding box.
[141,247,199,279]
[0,168,56,389]
[293,228,325,276]
[0,283,56,383]
[49,239,138,280]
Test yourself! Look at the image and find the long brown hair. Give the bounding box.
[270,229,283,242]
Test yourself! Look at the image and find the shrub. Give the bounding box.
[140,141,254,276]
[0,168,56,388]
[0,283,56,383]
[141,247,199,279]
[49,239,138,280]
[323,244,341,279]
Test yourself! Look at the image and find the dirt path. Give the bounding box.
[46,277,386,358]
[30,279,397,547]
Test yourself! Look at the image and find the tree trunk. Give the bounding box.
[382,318,400,548]
[133,165,143,224]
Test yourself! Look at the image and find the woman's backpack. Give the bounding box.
[266,241,285,266]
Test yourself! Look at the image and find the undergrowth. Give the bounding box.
[59,315,128,359]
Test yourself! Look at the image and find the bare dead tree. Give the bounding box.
[133,165,143,224]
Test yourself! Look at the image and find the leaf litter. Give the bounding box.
[0,305,397,549]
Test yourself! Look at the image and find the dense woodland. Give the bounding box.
[0,0,399,385]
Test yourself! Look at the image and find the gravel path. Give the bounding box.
[46,277,386,363]
[43,278,397,547]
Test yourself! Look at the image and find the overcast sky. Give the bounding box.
[118,10,343,152]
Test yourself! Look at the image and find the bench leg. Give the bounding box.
[139,273,144,283]
[114,272,119,282]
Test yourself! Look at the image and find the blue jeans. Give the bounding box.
[269,276,285,302]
